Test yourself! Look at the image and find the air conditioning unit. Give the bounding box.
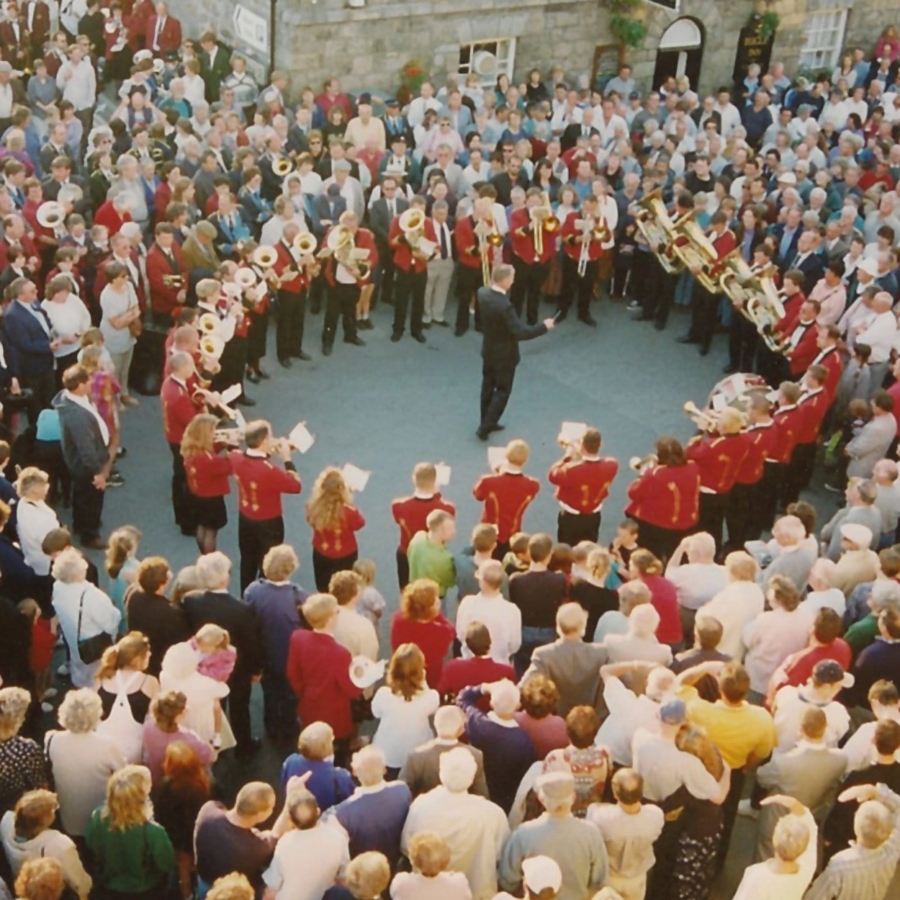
[473,50,498,77]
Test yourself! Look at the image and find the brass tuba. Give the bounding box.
[634,189,682,275]
[252,245,278,268]
[293,232,317,256]
[399,207,436,260]
[669,210,720,291]
[272,154,295,177]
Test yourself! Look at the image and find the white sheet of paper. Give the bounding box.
[435,463,451,487]
[342,463,371,492]
[711,394,727,411]
[488,447,506,470]
[220,383,243,405]
[288,422,315,454]
[559,421,588,443]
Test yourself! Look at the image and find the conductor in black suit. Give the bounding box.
[476,263,554,440]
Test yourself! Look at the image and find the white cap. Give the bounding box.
[522,856,563,893]
[777,172,797,185]
[857,257,879,277]
[840,523,873,548]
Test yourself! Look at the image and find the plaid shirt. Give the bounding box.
[806,783,900,900]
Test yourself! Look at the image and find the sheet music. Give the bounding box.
[341,463,371,492]
[559,421,588,444]
[220,384,243,405]
[435,463,451,487]
[288,422,315,454]
[488,447,506,470]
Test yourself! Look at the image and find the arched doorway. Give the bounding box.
[652,17,705,91]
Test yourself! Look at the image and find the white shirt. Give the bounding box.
[400,786,509,900]
[801,588,847,617]
[99,282,139,354]
[332,606,379,661]
[263,824,349,900]
[841,711,900,771]
[596,676,665,766]
[0,83,13,119]
[664,562,729,611]
[160,655,229,744]
[586,802,665,879]
[52,580,121,687]
[16,498,59,575]
[773,686,850,754]
[57,57,96,111]
[456,592,522,665]
[698,581,765,658]
[741,606,815,695]
[715,102,742,137]
[731,809,817,900]
[41,295,91,358]
[856,310,896,363]
[391,871,473,900]
[371,687,440,768]
[632,729,721,802]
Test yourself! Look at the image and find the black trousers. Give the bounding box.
[72,473,104,542]
[633,518,685,565]
[396,547,410,590]
[698,491,727,550]
[728,313,759,371]
[168,442,194,531]
[455,265,483,334]
[276,288,306,360]
[245,310,267,367]
[754,462,780,538]
[725,481,755,550]
[557,510,601,545]
[21,368,56,423]
[313,549,358,592]
[480,358,517,432]
[560,256,597,318]
[393,268,427,337]
[323,282,359,346]
[211,336,246,393]
[511,258,549,325]
[641,256,677,325]
[376,238,395,306]
[691,283,720,351]
[238,514,284,594]
[783,441,817,507]
[227,673,253,751]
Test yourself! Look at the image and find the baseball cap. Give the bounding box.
[522,857,563,894]
[813,659,855,688]
[857,257,879,277]
[629,90,640,100]
[659,698,687,725]
[777,172,797,185]
[840,523,873,548]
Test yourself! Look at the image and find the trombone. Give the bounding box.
[530,191,560,256]
[475,215,503,285]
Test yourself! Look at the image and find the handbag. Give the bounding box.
[76,588,113,664]
[128,314,144,338]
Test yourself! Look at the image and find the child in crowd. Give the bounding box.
[352,558,386,630]
[503,532,531,575]
[609,518,641,586]
[549,543,574,575]
[192,623,237,749]
[105,526,142,632]
[17,597,56,712]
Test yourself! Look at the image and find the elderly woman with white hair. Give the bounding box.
[758,514,818,593]
[457,679,535,814]
[14,467,59,579]
[593,579,651,643]
[44,688,127,838]
[698,551,763,658]
[801,558,847,616]
[603,604,673,667]
[399,747,509,900]
[0,688,48,819]
[0,789,92,899]
[833,523,880,596]
[51,547,121,688]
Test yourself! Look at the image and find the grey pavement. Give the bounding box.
[48,296,848,898]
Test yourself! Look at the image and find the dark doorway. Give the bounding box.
[652,17,705,91]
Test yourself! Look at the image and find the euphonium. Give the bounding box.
[670,210,719,291]
[272,154,294,177]
[399,207,436,259]
[634,189,682,275]
[198,313,222,335]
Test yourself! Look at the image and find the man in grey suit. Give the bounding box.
[476,263,553,440]
[398,705,489,798]
[369,174,409,310]
[846,391,897,479]
[754,706,847,862]
[521,602,608,716]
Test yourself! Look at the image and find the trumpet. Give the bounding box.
[683,400,719,432]
[629,453,659,473]
[530,191,560,256]
[162,273,184,288]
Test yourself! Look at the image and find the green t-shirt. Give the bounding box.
[86,809,176,894]
[407,531,456,597]
[846,613,880,656]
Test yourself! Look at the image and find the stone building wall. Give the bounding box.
[180,0,896,101]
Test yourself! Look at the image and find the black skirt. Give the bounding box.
[190,493,227,530]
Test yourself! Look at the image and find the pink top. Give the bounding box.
[641,574,684,645]
[141,719,214,786]
[90,370,121,432]
[191,640,237,683]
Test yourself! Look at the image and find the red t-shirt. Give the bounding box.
[437,656,516,704]
[30,618,56,672]
[782,639,853,688]
[390,613,455,689]
[641,574,683,645]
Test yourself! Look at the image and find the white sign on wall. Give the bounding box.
[232,5,270,55]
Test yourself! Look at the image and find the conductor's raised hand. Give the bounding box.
[543,317,556,330]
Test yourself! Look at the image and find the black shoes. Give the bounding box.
[579,315,597,327]
[345,336,366,346]
[246,370,261,384]
[357,319,374,331]
[412,333,427,344]
[391,334,402,342]
[279,358,292,368]
[322,344,333,356]
[677,335,698,344]
[236,396,257,407]
[295,351,312,361]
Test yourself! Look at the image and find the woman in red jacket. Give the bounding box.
[181,413,233,554]
[628,548,684,650]
[306,467,366,591]
[390,579,455,689]
[624,435,700,563]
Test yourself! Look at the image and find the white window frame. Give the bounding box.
[799,8,849,70]
[647,0,680,10]
[457,38,517,88]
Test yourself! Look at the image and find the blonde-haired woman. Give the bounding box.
[13,857,65,900]
[371,643,439,778]
[306,466,366,591]
[95,632,160,762]
[568,547,619,639]
[44,689,126,839]
[0,790,92,899]
[181,413,233,555]
[14,467,59,578]
[0,688,48,819]
[51,548,121,687]
[85,765,176,899]
[105,525,142,633]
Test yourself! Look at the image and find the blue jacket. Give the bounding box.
[1,300,54,378]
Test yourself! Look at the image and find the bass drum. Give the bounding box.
[706,372,771,415]
[128,324,168,396]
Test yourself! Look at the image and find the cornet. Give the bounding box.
[629,454,659,473]
[162,274,184,289]
[683,400,719,432]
